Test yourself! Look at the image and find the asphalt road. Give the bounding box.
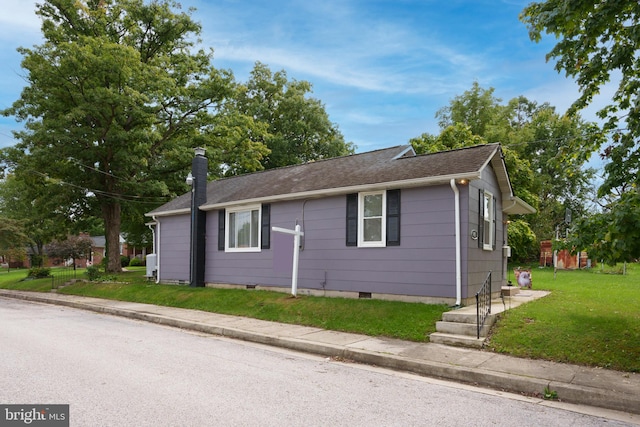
[0,298,635,427]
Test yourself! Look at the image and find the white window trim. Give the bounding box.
[483,190,494,251]
[358,190,386,248]
[225,204,261,253]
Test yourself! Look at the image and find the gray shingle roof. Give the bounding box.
[147,143,502,216]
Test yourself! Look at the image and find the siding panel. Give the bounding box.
[157,214,190,282]
[465,166,505,299]
[202,187,460,298]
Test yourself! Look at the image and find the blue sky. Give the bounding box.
[0,0,609,154]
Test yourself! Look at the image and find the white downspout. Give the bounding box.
[147,221,157,255]
[450,179,462,306]
[152,216,160,284]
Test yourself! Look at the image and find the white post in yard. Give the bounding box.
[271,224,305,297]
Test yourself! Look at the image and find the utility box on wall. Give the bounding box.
[503,245,511,258]
[146,254,157,278]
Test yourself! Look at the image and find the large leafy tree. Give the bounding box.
[0,218,30,253]
[232,62,355,171]
[521,1,640,193]
[0,218,30,270]
[521,1,639,263]
[0,147,98,265]
[510,105,602,240]
[2,0,238,272]
[412,83,601,261]
[0,173,68,266]
[410,123,486,155]
[435,82,504,138]
[561,191,640,265]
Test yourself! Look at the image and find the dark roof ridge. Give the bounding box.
[399,142,499,161]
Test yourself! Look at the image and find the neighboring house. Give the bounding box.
[89,235,151,266]
[7,234,149,269]
[146,144,535,305]
[539,240,594,269]
[86,235,120,267]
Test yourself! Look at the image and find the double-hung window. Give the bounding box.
[479,189,496,251]
[359,191,386,247]
[219,204,270,252]
[226,205,261,252]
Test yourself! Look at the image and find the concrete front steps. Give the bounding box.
[429,288,551,349]
[430,308,497,349]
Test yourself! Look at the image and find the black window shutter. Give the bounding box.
[478,189,484,248]
[218,209,225,251]
[386,189,401,246]
[346,193,358,246]
[492,195,497,250]
[261,204,271,249]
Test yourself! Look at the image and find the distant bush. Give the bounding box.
[27,267,51,278]
[129,257,143,267]
[85,265,101,281]
[120,256,130,268]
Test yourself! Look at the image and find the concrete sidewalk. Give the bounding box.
[1,289,638,419]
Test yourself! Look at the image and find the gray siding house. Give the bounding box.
[146,143,534,305]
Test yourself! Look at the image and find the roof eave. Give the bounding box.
[503,196,536,215]
[480,144,514,202]
[200,172,482,211]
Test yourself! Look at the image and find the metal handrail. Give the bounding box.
[475,271,492,339]
[51,266,77,289]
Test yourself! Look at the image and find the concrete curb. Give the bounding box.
[2,290,638,416]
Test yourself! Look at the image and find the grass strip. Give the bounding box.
[487,264,640,372]
[54,280,447,342]
[2,264,638,372]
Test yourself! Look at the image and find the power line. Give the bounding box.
[67,157,125,180]
[27,170,173,205]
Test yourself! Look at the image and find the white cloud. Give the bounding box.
[0,0,40,38]
[199,0,490,98]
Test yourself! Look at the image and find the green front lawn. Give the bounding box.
[487,263,639,372]
[1,266,448,342]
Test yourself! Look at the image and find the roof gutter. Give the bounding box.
[450,179,462,307]
[145,207,190,218]
[503,196,537,215]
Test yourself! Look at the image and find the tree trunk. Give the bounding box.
[102,201,122,273]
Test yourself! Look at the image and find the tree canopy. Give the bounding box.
[1,1,353,271]
[521,0,640,263]
[0,146,99,265]
[0,217,30,252]
[232,62,355,171]
[521,0,640,193]
[411,82,601,262]
[2,0,235,272]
